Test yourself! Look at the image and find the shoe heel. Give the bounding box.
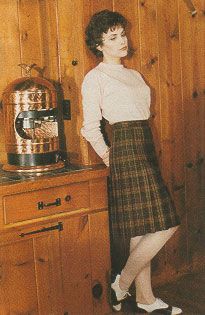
[112,303,122,312]
[110,287,121,311]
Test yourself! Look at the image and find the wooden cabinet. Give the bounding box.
[0,166,110,315]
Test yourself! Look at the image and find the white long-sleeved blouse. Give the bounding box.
[81,62,151,158]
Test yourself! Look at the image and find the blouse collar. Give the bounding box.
[98,62,124,70]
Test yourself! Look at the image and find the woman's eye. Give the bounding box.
[110,37,116,41]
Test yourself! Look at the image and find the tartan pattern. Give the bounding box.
[108,120,180,240]
[108,120,180,272]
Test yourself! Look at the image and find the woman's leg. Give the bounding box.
[134,262,155,303]
[119,226,178,293]
[130,236,155,303]
[129,235,156,304]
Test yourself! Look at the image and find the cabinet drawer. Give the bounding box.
[3,181,89,224]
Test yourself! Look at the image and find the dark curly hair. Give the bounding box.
[85,10,128,57]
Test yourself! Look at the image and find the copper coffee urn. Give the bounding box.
[2,64,64,172]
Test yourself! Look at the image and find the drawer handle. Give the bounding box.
[38,198,61,210]
[19,222,63,237]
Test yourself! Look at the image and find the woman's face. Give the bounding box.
[97,25,128,63]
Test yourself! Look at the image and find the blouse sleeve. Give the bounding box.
[81,71,109,158]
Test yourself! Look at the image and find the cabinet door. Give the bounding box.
[60,215,93,315]
[61,211,111,315]
[0,222,63,315]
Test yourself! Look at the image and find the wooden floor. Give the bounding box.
[106,269,205,315]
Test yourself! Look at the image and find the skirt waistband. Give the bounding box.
[112,120,149,129]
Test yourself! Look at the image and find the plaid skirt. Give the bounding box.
[108,120,180,271]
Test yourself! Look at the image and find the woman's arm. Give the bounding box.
[81,71,110,165]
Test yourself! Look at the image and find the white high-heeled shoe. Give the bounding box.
[111,274,131,311]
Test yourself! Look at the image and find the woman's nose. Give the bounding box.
[120,36,126,45]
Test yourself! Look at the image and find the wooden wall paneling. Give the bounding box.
[57,0,92,165]
[18,0,44,71]
[56,0,77,162]
[189,0,205,271]
[37,0,59,80]
[114,0,141,71]
[156,0,184,188]
[137,0,166,284]
[178,0,203,272]
[156,0,187,278]
[0,0,21,164]
[197,0,205,271]
[138,0,162,158]
[0,0,21,89]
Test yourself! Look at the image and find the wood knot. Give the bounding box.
[192,90,198,98]
[71,59,78,66]
[186,162,193,168]
[149,57,158,65]
[140,0,145,6]
[170,27,179,39]
[21,31,28,41]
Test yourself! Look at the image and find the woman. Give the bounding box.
[81,9,182,314]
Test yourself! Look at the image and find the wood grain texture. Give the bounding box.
[18,0,43,69]
[0,0,21,164]
[179,0,205,273]
[33,231,63,315]
[156,0,187,281]
[89,211,111,315]
[60,215,93,315]
[0,238,38,314]
[137,0,162,159]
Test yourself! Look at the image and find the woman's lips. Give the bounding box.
[120,46,128,51]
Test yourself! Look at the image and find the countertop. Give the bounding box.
[0,163,93,185]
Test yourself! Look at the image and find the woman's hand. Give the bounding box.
[102,148,110,167]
